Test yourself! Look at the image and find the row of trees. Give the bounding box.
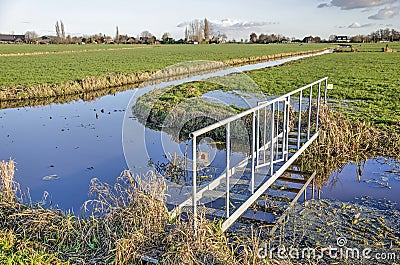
[250,28,400,44]
[249,33,290,44]
[21,20,400,45]
[328,28,400,43]
[184,18,211,43]
[348,28,400,43]
[183,18,227,43]
[23,18,227,45]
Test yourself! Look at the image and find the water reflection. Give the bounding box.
[321,157,400,208]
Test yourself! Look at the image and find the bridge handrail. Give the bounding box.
[190,77,328,137]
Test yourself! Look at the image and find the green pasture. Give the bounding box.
[0,43,330,87]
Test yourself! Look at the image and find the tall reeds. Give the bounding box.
[0,159,15,203]
[0,167,265,264]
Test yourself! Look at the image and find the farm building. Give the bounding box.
[0,34,26,43]
[336,36,350,42]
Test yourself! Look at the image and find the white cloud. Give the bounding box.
[177,18,277,30]
[348,22,374,28]
[318,0,397,10]
[368,6,400,19]
[317,3,331,8]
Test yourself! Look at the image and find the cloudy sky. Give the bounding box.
[0,0,399,40]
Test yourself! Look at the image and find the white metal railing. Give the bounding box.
[189,77,328,231]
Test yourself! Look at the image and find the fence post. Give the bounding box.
[297,91,302,150]
[270,103,275,176]
[316,81,322,131]
[192,135,197,233]
[324,78,328,104]
[226,123,230,217]
[251,112,256,194]
[307,85,313,140]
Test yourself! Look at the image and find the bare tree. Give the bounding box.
[184,19,204,42]
[197,20,204,42]
[162,32,170,43]
[55,21,61,43]
[140,31,153,44]
[220,33,227,43]
[25,31,38,43]
[115,26,119,44]
[60,20,65,41]
[329,35,337,42]
[185,27,189,42]
[204,18,210,42]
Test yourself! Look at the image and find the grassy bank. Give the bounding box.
[130,48,400,130]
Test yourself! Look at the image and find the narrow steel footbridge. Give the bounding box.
[174,77,329,232]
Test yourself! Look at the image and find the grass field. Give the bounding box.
[0,43,331,87]
[0,43,149,54]
[346,42,400,52]
[247,51,400,127]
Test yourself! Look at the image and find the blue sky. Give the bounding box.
[0,0,399,40]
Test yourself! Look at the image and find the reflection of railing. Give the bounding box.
[184,77,328,232]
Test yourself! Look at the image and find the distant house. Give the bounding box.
[0,34,25,43]
[337,36,350,42]
[39,35,57,44]
[303,36,314,43]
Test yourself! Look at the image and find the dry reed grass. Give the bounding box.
[0,160,15,203]
[0,163,267,264]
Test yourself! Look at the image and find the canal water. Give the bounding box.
[1,50,398,211]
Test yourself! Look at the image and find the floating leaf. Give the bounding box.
[42,174,59,181]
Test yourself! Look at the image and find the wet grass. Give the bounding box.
[265,199,400,265]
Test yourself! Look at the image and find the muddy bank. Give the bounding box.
[263,199,400,265]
